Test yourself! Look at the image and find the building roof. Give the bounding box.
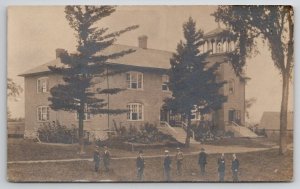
[19,44,173,77]
[19,27,230,77]
[259,112,294,130]
[204,27,227,38]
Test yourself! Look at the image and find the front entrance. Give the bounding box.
[228,109,241,125]
[160,108,169,122]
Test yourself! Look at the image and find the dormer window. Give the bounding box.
[37,77,49,93]
[126,72,143,89]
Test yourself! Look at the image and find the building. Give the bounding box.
[19,28,246,140]
[259,111,294,138]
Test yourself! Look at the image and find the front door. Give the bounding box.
[228,110,241,124]
[160,109,169,122]
[228,110,235,123]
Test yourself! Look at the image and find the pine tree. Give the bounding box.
[48,6,138,153]
[166,17,226,147]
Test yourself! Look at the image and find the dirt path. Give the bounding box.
[7,144,272,164]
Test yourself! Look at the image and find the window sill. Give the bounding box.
[37,120,50,123]
[126,88,144,91]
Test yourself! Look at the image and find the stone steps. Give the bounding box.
[159,123,198,144]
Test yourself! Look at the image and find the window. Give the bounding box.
[191,105,201,120]
[127,103,143,121]
[162,75,169,91]
[37,106,50,121]
[37,77,49,93]
[217,42,222,53]
[126,72,143,89]
[228,79,235,94]
[76,104,91,121]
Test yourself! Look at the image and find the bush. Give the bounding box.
[96,123,176,146]
[37,121,79,144]
[224,130,235,138]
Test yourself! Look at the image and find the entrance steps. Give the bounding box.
[159,121,198,144]
[226,122,258,138]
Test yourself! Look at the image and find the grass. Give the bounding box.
[7,137,293,182]
[203,137,276,148]
[7,137,277,162]
[7,138,204,161]
[7,149,293,182]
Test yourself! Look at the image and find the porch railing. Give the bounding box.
[175,121,195,140]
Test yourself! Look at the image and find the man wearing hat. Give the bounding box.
[163,150,172,181]
[175,147,184,175]
[103,146,111,172]
[231,153,240,182]
[93,146,100,172]
[217,153,226,182]
[136,150,145,181]
[198,148,207,176]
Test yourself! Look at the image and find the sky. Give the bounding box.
[7,6,294,123]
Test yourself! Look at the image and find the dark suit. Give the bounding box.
[198,151,207,175]
[231,158,239,181]
[93,150,100,172]
[164,155,172,181]
[103,150,110,172]
[136,156,145,181]
[217,157,226,181]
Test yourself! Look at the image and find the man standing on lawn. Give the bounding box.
[103,146,111,172]
[231,153,240,182]
[198,148,207,176]
[93,146,100,173]
[164,150,172,181]
[175,147,184,175]
[217,153,226,181]
[136,150,145,181]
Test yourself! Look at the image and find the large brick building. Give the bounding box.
[20,28,246,140]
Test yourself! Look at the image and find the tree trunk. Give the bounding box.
[185,114,192,148]
[78,106,85,154]
[279,72,290,155]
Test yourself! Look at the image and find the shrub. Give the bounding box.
[37,121,79,144]
[96,123,176,146]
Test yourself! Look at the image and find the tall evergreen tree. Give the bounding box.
[165,17,227,147]
[213,5,294,154]
[48,6,138,153]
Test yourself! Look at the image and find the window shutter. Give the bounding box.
[126,73,131,88]
[138,73,143,89]
[37,79,41,93]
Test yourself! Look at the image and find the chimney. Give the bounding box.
[138,35,148,49]
[56,48,68,58]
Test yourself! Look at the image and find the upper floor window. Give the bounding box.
[37,77,49,93]
[126,72,143,89]
[127,103,143,121]
[37,106,50,121]
[162,75,169,91]
[191,105,201,120]
[228,79,235,94]
[76,104,91,121]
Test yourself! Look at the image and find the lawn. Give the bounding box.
[7,137,293,182]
